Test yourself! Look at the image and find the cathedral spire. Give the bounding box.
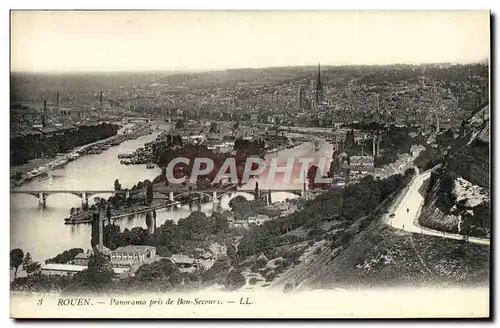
[316,63,324,104]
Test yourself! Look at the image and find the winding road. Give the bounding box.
[383,170,490,246]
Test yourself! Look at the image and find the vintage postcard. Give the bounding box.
[9,10,490,318]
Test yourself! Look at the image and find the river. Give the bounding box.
[10,129,333,263]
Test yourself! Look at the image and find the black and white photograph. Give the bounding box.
[8,10,491,318]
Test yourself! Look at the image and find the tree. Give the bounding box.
[228,196,251,220]
[226,245,237,259]
[209,122,218,134]
[22,252,41,278]
[175,120,185,129]
[225,269,246,290]
[67,248,115,293]
[146,181,154,205]
[106,205,112,222]
[134,258,183,290]
[114,179,122,191]
[145,211,153,231]
[307,165,319,188]
[22,252,32,273]
[10,248,24,279]
[213,212,229,233]
[46,248,84,265]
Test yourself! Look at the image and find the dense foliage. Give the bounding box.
[237,171,415,258]
[10,248,24,279]
[45,248,84,265]
[65,248,116,293]
[152,141,263,185]
[98,211,230,254]
[11,123,119,166]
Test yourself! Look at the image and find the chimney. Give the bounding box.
[56,92,59,108]
[100,91,103,109]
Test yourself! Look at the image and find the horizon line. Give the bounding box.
[10,60,489,75]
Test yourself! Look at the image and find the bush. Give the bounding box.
[255,257,268,269]
[314,247,322,255]
[359,217,372,230]
[201,257,231,283]
[156,246,172,257]
[283,283,294,293]
[264,271,278,282]
[225,270,246,290]
[308,228,324,239]
[248,277,259,285]
[283,250,302,264]
[250,263,262,273]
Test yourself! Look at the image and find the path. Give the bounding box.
[383,170,490,246]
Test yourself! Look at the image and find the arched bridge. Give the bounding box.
[11,186,316,207]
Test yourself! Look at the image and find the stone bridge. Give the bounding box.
[11,184,314,207]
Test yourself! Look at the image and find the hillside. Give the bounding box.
[233,170,489,291]
[418,103,490,238]
[272,218,489,290]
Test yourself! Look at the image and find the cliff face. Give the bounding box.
[419,103,490,237]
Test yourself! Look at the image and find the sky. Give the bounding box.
[10,10,490,72]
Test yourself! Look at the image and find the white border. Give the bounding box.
[2,1,497,327]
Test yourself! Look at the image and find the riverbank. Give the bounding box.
[10,123,154,188]
[64,201,182,224]
[10,132,326,264]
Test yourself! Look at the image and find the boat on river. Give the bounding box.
[146,163,155,169]
[64,211,92,224]
[68,153,80,161]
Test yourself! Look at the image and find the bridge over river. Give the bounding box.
[10,184,315,207]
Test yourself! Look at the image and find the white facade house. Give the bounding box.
[40,263,128,277]
[110,245,157,268]
[41,264,87,277]
[169,254,199,273]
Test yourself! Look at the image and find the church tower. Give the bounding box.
[315,63,324,104]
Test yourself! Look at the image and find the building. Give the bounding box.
[299,86,310,109]
[72,247,111,266]
[37,127,59,138]
[73,252,91,266]
[247,214,271,226]
[109,245,157,268]
[349,155,375,174]
[169,254,199,273]
[40,263,128,277]
[460,91,481,112]
[195,251,216,269]
[41,263,87,277]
